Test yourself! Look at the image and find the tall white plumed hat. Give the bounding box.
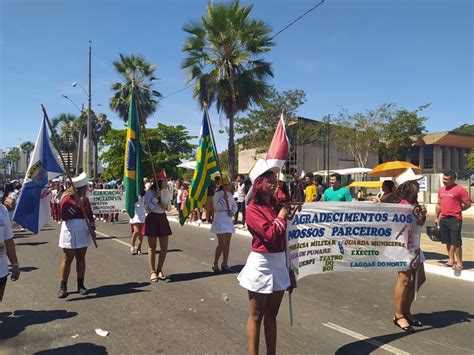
[71,172,89,188]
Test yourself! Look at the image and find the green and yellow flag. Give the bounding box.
[179,112,218,225]
[124,90,144,218]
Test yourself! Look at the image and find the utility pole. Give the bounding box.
[326,114,331,184]
[87,41,94,178]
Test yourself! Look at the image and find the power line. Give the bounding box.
[270,0,325,40]
[158,0,326,102]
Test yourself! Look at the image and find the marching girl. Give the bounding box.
[238,159,295,355]
[392,168,427,332]
[210,176,237,273]
[144,171,172,282]
[130,188,146,255]
[57,172,96,298]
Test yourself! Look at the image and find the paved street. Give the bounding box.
[1,216,473,354]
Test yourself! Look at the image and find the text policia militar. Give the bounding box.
[289,212,413,239]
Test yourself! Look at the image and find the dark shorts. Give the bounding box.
[0,275,7,302]
[144,212,172,238]
[439,217,462,246]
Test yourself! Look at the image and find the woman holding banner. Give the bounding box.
[144,171,172,282]
[211,176,237,273]
[238,159,294,355]
[58,173,96,298]
[392,168,427,331]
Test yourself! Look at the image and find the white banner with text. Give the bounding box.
[88,189,125,214]
[287,202,421,281]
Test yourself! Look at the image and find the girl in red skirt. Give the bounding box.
[144,171,172,282]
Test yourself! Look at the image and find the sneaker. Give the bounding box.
[78,287,90,295]
[57,287,68,298]
[196,219,203,224]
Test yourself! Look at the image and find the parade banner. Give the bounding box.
[287,202,421,280]
[88,189,125,214]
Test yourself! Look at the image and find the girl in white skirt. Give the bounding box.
[211,176,237,273]
[237,159,295,355]
[130,188,146,255]
[58,173,96,298]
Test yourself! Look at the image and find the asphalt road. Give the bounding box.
[1,216,473,354]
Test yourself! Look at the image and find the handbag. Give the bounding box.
[426,225,441,242]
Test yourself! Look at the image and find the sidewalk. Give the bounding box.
[169,209,473,282]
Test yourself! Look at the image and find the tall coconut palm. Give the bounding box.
[20,141,35,168]
[181,1,274,179]
[93,113,112,175]
[109,54,162,124]
[51,113,78,172]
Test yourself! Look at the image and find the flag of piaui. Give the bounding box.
[179,112,218,225]
[124,90,144,218]
[13,114,64,233]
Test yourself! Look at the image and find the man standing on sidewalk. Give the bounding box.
[322,173,353,202]
[233,174,247,225]
[435,170,471,271]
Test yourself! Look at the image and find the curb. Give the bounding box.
[168,216,474,282]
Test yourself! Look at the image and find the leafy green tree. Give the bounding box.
[380,104,429,161]
[453,124,474,135]
[20,141,35,167]
[99,124,196,180]
[332,105,392,168]
[236,87,307,151]
[181,1,274,179]
[466,151,474,171]
[109,54,162,124]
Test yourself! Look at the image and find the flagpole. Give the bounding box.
[134,86,157,181]
[204,104,231,213]
[41,105,98,248]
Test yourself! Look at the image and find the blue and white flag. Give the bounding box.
[13,115,64,233]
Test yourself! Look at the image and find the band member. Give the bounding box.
[58,172,96,298]
[144,170,172,282]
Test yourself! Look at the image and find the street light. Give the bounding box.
[72,41,93,178]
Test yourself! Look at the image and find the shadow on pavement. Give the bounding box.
[335,310,473,354]
[34,343,108,354]
[18,266,39,273]
[15,241,49,246]
[66,282,150,302]
[0,309,77,340]
[167,265,244,283]
[424,251,473,270]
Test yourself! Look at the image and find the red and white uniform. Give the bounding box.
[59,195,95,249]
[238,202,290,293]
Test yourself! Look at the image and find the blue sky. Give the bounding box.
[1,0,472,154]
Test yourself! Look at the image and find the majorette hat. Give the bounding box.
[395,168,423,186]
[249,159,280,183]
[71,172,89,188]
[155,170,168,180]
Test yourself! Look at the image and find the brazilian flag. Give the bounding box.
[124,90,144,218]
[179,112,218,225]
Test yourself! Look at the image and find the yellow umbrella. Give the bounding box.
[368,161,421,177]
[348,181,383,188]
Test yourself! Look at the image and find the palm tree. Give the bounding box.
[51,113,78,172]
[20,141,35,168]
[109,54,162,124]
[6,148,21,180]
[181,1,274,179]
[93,113,112,175]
